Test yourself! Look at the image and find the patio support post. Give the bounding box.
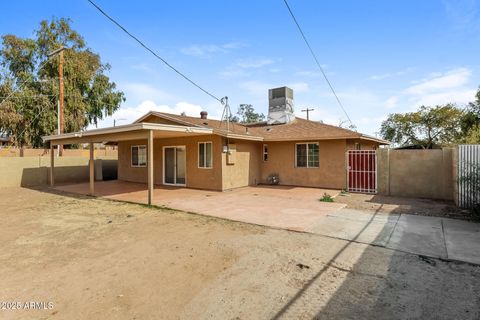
[148,129,154,205]
[49,143,54,186]
[89,142,95,196]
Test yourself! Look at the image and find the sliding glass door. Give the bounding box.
[163,146,186,186]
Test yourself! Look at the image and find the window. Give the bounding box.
[131,145,147,167]
[263,144,268,161]
[198,142,212,168]
[295,143,319,168]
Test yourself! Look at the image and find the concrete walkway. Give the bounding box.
[53,181,480,265]
[307,208,480,265]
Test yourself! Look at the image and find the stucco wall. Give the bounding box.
[260,140,348,189]
[117,135,224,190]
[221,140,262,190]
[0,148,117,157]
[0,156,116,188]
[377,148,454,200]
[116,135,382,191]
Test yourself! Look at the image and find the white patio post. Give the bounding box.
[89,142,95,196]
[147,130,154,205]
[50,143,55,186]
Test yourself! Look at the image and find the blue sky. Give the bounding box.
[1,0,480,135]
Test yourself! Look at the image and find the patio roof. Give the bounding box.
[42,122,213,145]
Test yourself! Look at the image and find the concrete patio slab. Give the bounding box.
[307,209,400,246]
[385,214,448,259]
[53,180,345,232]
[443,219,480,265]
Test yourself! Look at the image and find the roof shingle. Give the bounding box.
[136,111,387,144]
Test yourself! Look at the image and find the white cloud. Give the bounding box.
[239,80,309,97]
[408,89,477,107]
[235,58,274,69]
[295,70,322,77]
[404,68,471,95]
[400,67,476,108]
[289,82,310,93]
[180,42,248,57]
[294,108,339,126]
[368,67,415,81]
[219,58,276,78]
[239,80,272,97]
[121,83,175,103]
[385,96,399,109]
[92,100,207,129]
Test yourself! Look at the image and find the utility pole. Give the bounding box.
[301,108,314,120]
[48,47,66,156]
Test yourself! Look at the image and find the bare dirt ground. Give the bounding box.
[1,187,479,320]
[333,192,475,220]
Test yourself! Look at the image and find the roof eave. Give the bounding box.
[42,122,213,143]
[133,111,203,128]
[213,130,264,141]
[359,135,390,145]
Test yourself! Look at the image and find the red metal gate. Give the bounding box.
[347,150,377,194]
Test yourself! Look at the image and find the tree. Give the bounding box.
[380,105,464,149]
[236,104,265,123]
[461,89,480,143]
[0,18,125,148]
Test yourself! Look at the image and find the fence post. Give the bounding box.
[386,148,391,196]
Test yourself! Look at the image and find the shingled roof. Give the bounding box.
[134,111,388,144]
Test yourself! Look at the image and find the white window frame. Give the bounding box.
[295,142,319,168]
[131,145,147,167]
[198,141,213,169]
[263,144,268,162]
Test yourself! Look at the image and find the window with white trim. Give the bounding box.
[198,142,212,168]
[263,144,268,161]
[131,145,147,167]
[295,143,319,168]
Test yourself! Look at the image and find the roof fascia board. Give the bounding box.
[43,122,213,142]
[134,111,203,128]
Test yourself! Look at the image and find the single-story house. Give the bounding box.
[43,86,388,204]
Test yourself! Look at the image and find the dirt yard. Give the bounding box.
[1,187,479,319]
[333,192,474,219]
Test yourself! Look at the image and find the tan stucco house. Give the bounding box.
[43,87,388,204]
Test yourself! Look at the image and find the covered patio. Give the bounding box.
[53,180,345,231]
[43,122,213,205]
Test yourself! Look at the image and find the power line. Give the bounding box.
[86,0,222,103]
[282,0,354,128]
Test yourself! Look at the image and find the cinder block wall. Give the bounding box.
[377,148,455,200]
[0,156,117,188]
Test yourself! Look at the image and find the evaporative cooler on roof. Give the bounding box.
[267,86,295,125]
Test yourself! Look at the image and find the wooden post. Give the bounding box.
[147,130,154,205]
[50,143,55,186]
[89,142,94,196]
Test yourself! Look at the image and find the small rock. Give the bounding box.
[107,220,112,224]
[296,263,310,269]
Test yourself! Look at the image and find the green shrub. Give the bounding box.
[319,193,334,202]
